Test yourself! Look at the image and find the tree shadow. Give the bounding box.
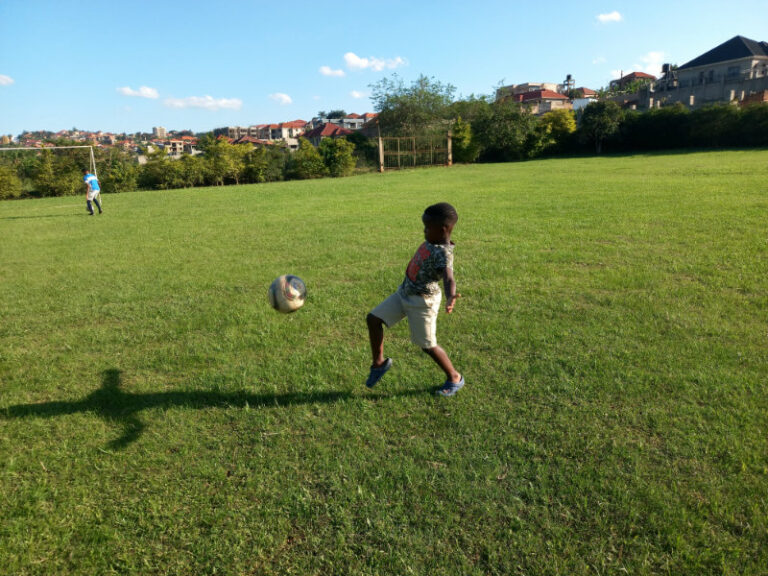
[1,369,424,450]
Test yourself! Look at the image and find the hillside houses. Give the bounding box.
[495,82,598,115]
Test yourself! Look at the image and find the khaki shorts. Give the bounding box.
[370,289,442,349]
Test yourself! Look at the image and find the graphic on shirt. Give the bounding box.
[400,241,454,296]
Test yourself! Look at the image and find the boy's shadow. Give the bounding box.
[2,369,417,450]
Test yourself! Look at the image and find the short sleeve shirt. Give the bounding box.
[83,173,100,192]
[399,241,455,296]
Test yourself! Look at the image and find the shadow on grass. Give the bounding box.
[1,368,423,450]
[0,213,79,220]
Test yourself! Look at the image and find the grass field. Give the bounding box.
[1,150,767,575]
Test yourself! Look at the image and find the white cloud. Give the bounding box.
[350,90,368,99]
[597,11,622,23]
[117,85,159,99]
[0,74,14,86]
[269,93,293,105]
[319,65,345,77]
[637,51,665,76]
[164,95,242,110]
[344,52,406,72]
[592,56,607,65]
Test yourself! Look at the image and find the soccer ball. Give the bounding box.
[268,275,307,313]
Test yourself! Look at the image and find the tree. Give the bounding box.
[370,74,456,135]
[319,137,356,177]
[0,164,22,199]
[539,109,577,152]
[579,101,624,154]
[472,99,542,162]
[287,138,328,179]
[345,131,378,168]
[99,147,138,193]
[318,110,346,119]
[451,116,480,163]
[32,150,80,196]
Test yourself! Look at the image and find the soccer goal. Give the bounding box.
[377,133,452,172]
[0,145,98,199]
[0,145,97,175]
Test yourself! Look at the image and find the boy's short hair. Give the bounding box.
[423,202,458,226]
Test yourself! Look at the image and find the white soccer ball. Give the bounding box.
[268,274,307,313]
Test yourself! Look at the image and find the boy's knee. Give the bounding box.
[366,313,383,327]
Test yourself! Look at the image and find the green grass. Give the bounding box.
[1,150,767,575]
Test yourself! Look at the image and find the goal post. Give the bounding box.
[0,145,97,175]
[0,145,98,198]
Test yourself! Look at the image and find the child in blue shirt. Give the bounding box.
[365,202,464,396]
[82,169,103,215]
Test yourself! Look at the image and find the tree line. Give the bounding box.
[2,74,767,200]
[0,135,358,200]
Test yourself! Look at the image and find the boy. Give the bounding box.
[365,202,464,397]
[82,169,103,215]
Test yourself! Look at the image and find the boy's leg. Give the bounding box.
[93,194,102,213]
[365,293,405,388]
[365,313,392,387]
[422,346,461,384]
[86,200,94,215]
[366,313,387,368]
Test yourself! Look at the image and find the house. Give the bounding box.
[511,90,571,115]
[653,35,768,108]
[303,123,353,147]
[739,89,768,106]
[232,135,273,148]
[496,82,560,100]
[609,72,657,92]
[309,113,371,131]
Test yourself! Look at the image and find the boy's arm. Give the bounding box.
[443,267,460,314]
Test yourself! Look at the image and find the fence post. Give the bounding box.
[447,131,452,166]
[378,137,384,173]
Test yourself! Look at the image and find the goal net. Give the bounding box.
[0,145,96,199]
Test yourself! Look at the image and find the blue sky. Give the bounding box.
[0,0,766,136]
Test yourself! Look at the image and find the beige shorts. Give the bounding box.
[370,289,442,349]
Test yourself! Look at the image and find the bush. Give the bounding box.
[0,164,22,199]
[319,138,356,177]
[287,139,328,180]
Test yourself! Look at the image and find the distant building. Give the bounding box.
[501,89,571,115]
[303,123,353,147]
[608,72,657,92]
[153,126,167,139]
[652,35,768,108]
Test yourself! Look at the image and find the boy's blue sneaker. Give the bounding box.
[436,376,465,397]
[365,358,392,388]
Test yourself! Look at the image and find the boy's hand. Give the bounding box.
[446,293,461,314]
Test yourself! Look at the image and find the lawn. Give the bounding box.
[1,150,767,575]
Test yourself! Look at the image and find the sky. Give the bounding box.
[1,0,766,136]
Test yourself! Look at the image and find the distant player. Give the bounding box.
[365,202,464,396]
[82,168,103,215]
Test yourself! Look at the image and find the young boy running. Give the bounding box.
[365,202,464,396]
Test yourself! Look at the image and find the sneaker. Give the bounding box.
[436,376,465,397]
[365,357,392,388]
